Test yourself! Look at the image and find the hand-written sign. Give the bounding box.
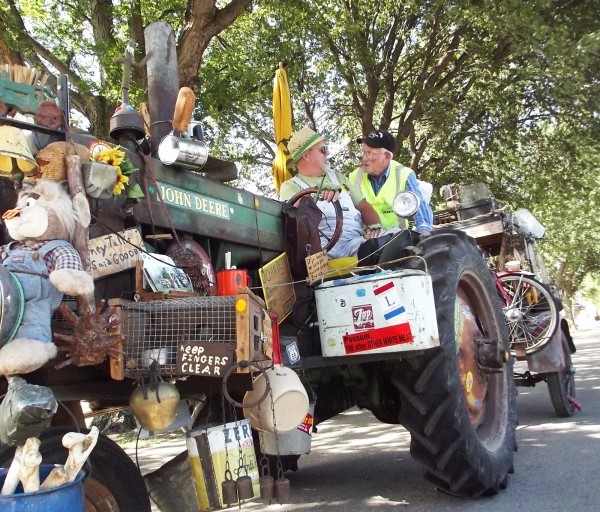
[259,253,295,324]
[88,228,143,278]
[306,250,329,284]
[176,341,234,377]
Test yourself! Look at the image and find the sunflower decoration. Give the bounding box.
[92,146,144,199]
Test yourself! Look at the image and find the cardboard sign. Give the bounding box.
[259,253,295,323]
[342,323,414,355]
[306,250,329,284]
[88,228,143,278]
[176,341,234,377]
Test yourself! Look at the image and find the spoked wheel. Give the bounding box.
[547,331,577,417]
[393,230,517,497]
[497,273,559,355]
[0,427,151,511]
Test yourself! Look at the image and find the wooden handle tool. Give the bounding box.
[172,87,196,134]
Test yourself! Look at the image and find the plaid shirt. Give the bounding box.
[3,241,84,274]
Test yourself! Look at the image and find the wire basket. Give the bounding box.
[114,296,237,378]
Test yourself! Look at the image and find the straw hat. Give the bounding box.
[0,126,38,179]
[286,127,326,167]
[36,141,90,182]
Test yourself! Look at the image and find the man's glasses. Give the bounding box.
[362,150,386,158]
[316,146,328,155]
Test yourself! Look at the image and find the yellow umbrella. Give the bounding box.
[272,63,293,194]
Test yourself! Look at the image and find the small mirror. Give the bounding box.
[392,191,420,218]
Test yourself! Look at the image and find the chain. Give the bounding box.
[220,391,233,483]
[256,397,271,479]
[268,384,285,479]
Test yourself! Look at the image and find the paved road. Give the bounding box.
[133,327,599,511]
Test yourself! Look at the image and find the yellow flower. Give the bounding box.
[94,146,125,168]
[113,166,130,195]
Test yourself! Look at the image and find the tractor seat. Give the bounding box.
[327,257,358,278]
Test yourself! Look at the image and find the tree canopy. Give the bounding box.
[0,0,251,135]
[2,0,599,298]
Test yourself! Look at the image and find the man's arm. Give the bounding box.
[355,199,382,227]
[278,179,302,202]
[404,172,434,234]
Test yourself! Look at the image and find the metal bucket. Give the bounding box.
[157,134,208,170]
[259,401,315,455]
[243,364,309,434]
[0,464,85,512]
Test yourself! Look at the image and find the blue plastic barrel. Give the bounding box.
[0,464,85,512]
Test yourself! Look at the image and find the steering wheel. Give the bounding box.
[287,187,343,252]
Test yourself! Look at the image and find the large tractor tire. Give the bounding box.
[393,230,517,497]
[0,427,151,511]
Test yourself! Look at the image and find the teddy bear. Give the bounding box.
[0,179,94,376]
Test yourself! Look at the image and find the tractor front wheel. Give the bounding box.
[393,230,517,497]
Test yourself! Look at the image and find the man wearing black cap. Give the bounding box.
[350,130,433,236]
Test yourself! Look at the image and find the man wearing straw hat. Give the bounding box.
[279,126,382,260]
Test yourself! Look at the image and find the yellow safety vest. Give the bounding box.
[350,161,412,228]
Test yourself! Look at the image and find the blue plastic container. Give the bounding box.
[0,464,85,512]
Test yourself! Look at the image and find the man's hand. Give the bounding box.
[364,223,383,240]
[364,228,380,240]
[319,189,341,202]
[418,230,431,237]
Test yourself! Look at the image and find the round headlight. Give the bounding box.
[392,191,420,218]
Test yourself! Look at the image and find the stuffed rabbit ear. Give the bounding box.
[72,192,91,228]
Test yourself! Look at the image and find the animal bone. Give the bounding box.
[1,445,23,495]
[40,466,69,490]
[62,427,99,482]
[19,437,42,493]
[41,427,99,490]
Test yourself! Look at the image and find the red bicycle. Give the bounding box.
[493,269,560,356]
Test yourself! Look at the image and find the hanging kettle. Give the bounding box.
[129,372,180,432]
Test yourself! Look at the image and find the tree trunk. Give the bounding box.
[84,96,113,141]
[178,0,252,88]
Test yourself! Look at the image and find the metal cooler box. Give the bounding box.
[315,270,439,357]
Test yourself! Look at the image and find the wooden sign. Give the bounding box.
[306,250,329,284]
[176,341,234,377]
[88,228,144,278]
[258,253,295,323]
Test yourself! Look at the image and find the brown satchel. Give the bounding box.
[282,196,323,280]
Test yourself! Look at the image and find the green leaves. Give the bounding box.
[4,0,599,297]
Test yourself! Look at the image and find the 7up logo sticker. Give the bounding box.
[352,305,375,330]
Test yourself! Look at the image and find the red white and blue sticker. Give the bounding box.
[373,281,406,321]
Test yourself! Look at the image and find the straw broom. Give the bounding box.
[2,64,49,86]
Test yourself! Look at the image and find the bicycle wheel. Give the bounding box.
[497,274,559,355]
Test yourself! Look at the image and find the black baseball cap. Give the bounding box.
[356,130,395,153]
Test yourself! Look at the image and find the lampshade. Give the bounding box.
[0,125,39,178]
